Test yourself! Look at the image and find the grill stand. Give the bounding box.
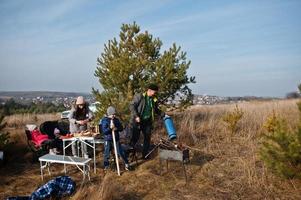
[158,148,189,183]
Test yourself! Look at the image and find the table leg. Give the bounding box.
[83,164,86,181]
[47,162,51,175]
[81,141,84,157]
[63,140,66,174]
[88,164,91,181]
[93,140,96,173]
[40,161,43,181]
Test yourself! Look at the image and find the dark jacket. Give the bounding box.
[101,116,123,141]
[129,92,164,123]
[40,120,69,139]
[40,121,59,139]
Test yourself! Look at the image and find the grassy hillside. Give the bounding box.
[1,99,301,199]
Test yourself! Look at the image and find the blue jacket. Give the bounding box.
[100,117,123,141]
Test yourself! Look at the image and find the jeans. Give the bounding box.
[71,141,88,157]
[70,125,88,157]
[104,140,128,167]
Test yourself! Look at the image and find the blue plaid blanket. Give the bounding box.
[7,176,76,200]
[30,175,76,199]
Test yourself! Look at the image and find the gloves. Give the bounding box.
[161,114,169,119]
[110,120,115,129]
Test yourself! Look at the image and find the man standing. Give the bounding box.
[129,83,165,158]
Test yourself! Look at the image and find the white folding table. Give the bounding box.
[39,154,91,181]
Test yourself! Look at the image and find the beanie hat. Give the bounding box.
[76,96,85,105]
[107,106,116,116]
[26,124,37,131]
[147,83,159,91]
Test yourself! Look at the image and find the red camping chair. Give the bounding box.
[25,125,50,161]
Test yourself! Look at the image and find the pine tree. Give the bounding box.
[259,85,301,179]
[93,22,195,121]
[222,105,244,135]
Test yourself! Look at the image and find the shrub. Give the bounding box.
[222,105,244,135]
[286,92,300,99]
[0,114,11,150]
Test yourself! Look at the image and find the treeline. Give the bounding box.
[0,99,66,115]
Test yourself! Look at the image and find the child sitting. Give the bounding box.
[100,106,130,171]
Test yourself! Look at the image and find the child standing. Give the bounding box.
[100,106,130,171]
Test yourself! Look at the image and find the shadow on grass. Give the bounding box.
[190,151,215,166]
[0,143,36,178]
[119,192,143,200]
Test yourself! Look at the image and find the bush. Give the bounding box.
[0,114,11,151]
[0,132,10,150]
[222,105,244,135]
[286,92,300,99]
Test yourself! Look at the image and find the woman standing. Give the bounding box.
[69,96,93,158]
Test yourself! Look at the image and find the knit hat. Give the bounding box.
[76,96,85,105]
[26,124,37,131]
[147,83,159,91]
[107,106,116,116]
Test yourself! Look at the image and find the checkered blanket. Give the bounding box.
[7,176,76,200]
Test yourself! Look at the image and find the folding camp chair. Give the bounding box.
[25,125,50,161]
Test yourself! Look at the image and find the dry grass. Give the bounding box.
[1,99,301,199]
[3,113,60,128]
[172,99,301,199]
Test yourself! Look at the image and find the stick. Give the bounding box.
[111,119,120,176]
[144,143,160,158]
[183,144,202,152]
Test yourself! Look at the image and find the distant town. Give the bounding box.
[0,91,279,108]
[193,94,276,105]
[0,91,95,109]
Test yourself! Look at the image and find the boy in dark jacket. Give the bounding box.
[100,106,130,171]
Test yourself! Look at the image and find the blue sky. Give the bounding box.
[0,0,300,97]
